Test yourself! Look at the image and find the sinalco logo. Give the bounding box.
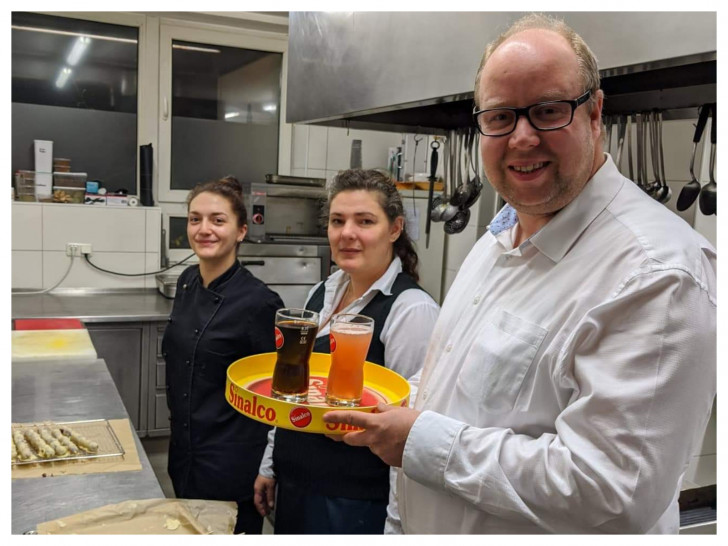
[329,333,337,353]
[275,326,283,349]
[289,407,312,428]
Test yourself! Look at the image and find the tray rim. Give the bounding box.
[226,352,410,434]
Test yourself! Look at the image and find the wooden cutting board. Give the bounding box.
[12,329,98,362]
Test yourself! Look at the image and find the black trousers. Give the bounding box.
[273,479,387,534]
[234,498,263,534]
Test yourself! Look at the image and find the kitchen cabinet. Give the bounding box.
[148,321,171,437]
[86,320,168,437]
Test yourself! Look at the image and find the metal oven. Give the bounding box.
[160,202,331,307]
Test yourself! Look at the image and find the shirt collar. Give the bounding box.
[530,154,623,262]
[488,204,519,235]
[198,259,241,291]
[325,255,403,298]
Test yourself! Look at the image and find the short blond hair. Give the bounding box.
[473,13,601,110]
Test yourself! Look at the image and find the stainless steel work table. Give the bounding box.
[11,358,165,534]
[11,289,174,323]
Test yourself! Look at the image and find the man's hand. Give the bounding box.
[253,474,276,516]
[323,403,421,467]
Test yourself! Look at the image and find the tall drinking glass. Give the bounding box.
[326,314,374,407]
[271,308,320,403]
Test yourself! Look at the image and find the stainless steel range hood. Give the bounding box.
[286,12,716,133]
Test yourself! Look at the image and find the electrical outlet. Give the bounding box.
[66,243,92,256]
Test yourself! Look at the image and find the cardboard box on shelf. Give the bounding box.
[106,194,129,207]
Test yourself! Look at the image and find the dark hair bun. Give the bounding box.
[220,175,243,194]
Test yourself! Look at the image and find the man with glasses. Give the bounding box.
[325,13,716,534]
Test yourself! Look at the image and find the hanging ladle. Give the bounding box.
[449,128,471,207]
[605,115,613,155]
[635,113,644,189]
[462,127,483,209]
[655,111,671,204]
[698,103,716,216]
[646,110,660,198]
[676,103,710,211]
[626,115,634,181]
[615,115,626,173]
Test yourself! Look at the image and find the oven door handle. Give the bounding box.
[241,260,266,267]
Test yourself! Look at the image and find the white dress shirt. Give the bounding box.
[396,155,716,534]
[258,256,440,478]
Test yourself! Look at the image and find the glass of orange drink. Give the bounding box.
[325,313,374,407]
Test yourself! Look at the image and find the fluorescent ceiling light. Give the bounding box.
[172,44,221,54]
[224,112,240,119]
[12,25,136,44]
[67,36,90,66]
[263,104,277,112]
[55,67,72,88]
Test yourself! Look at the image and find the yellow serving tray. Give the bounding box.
[226,352,410,434]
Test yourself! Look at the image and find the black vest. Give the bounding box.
[273,272,423,500]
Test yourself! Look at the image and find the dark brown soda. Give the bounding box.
[272,320,318,395]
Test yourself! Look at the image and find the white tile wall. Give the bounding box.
[146,208,162,256]
[12,251,43,289]
[291,124,405,176]
[442,266,459,297]
[307,126,328,170]
[12,202,162,290]
[291,124,309,171]
[43,204,147,252]
[11,203,43,250]
[145,252,161,290]
[43,250,148,289]
[444,224,479,272]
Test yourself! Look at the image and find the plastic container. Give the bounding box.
[14,171,36,201]
[52,186,85,204]
[53,158,71,172]
[53,172,87,189]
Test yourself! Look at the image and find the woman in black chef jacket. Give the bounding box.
[162,176,284,534]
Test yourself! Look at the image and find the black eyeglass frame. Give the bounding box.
[473,90,592,137]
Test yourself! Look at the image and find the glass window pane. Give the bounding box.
[11,12,139,193]
[170,39,282,191]
[169,216,191,249]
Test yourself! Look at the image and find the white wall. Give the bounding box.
[290,124,404,182]
[12,202,162,290]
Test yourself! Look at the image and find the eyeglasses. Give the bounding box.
[473,90,592,137]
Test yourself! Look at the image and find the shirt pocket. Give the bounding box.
[456,308,547,413]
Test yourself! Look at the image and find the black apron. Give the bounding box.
[273,272,424,500]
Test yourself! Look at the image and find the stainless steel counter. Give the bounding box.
[11,289,173,323]
[12,358,165,534]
